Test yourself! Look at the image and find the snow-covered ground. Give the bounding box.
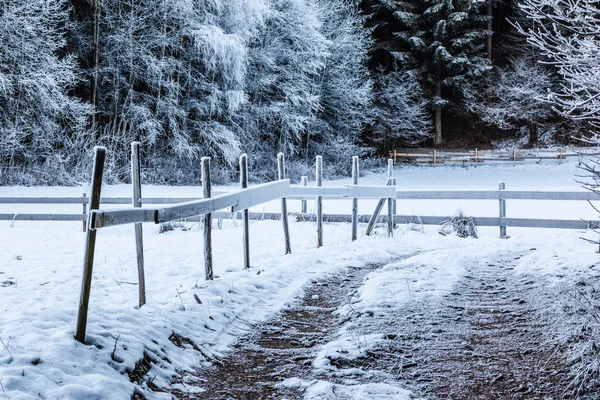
[0,157,599,399]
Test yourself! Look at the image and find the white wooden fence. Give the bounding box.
[3,145,599,343]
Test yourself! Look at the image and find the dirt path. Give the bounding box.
[168,263,381,399]
[166,252,582,400]
[392,253,575,399]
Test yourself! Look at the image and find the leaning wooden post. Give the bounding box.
[82,192,87,233]
[202,157,213,280]
[316,155,323,248]
[277,153,292,254]
[75,146,106,343]
[240,154,250,269]
[499,181,507,238]
[366,177,393,236]
[351,156,359,241]
[300,176,308,214]
[131,142,146,307]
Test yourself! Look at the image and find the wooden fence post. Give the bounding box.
[82,192,87,233]
[433,150,437,166]
[513,149,516,166]
[316,155,323,248]
[387,181,394,237]
[240,154,250,269]
[388,159,396,225]
[75,146,106,343]
[300,176,308,214]
[202,157,213,280]
[351,156,359,241]
[499,181,507,238]
[277,153,292,254]
[131,142,146,307]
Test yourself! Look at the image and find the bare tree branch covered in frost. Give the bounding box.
[516,0,600,134]
[0,0,91,184]
[463,56,555,145]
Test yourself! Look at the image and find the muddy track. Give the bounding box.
[393,253,575,399]
[169,264,380,400]
[165,252,586,400]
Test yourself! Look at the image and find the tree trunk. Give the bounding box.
[487,0,493,61]
[528,120,538,146]
[434,65,443,146]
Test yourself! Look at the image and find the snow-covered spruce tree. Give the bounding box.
[420,0,491,145]
[0,0,90,184]
[360,0,434,148]
[69,0,266,182]
[463,56,556,146]
[515,0,600,136]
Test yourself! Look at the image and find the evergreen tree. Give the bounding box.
[420,0,491,145]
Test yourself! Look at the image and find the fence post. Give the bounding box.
[499,181,507,238]
[316,155,323,248]
[513,149,516,166]
[475,148,478,163]
[131,142,146,307]
[433,150,437,166]
[277,153,292,254]
[240,154,250,269]
[351,156,359,241]
[387,183,394,237]
[300,176,308,214]
[202,157,213,280]
[82,192,87,233]
[388,159,396,224]
[75,146,106,343]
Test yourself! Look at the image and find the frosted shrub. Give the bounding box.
[439,209,478,238]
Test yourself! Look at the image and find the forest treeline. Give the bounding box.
[0,0,597,184]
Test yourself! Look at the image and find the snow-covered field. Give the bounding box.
[0,158,599,399]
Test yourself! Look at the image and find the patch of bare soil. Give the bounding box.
[168,264,381,399]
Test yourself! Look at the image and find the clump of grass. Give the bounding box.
[439,208,478,238]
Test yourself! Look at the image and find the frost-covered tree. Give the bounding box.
[464,56,555,145]
[69,0,267,177]
[240,0,329,161]
[0,0,90,183]
[372,72,432,148]
[516,0,600,134]
[311,0,373,158]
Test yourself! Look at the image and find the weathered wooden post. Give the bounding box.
[387,180,394,237]
[513,149,517,166]
[202,157,213,280]
[131,142,146,307]
[75,146,106,343]
[240,154,250,269]
[316,155,323,248]
[277,153,292,254]
[300,176,308,214]
[82,192,87,233]
[388,159,396,224]
[433,150,437,166]
[499,181,507,238]
[351,156,359,241]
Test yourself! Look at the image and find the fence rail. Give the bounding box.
[390,146,600,165]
